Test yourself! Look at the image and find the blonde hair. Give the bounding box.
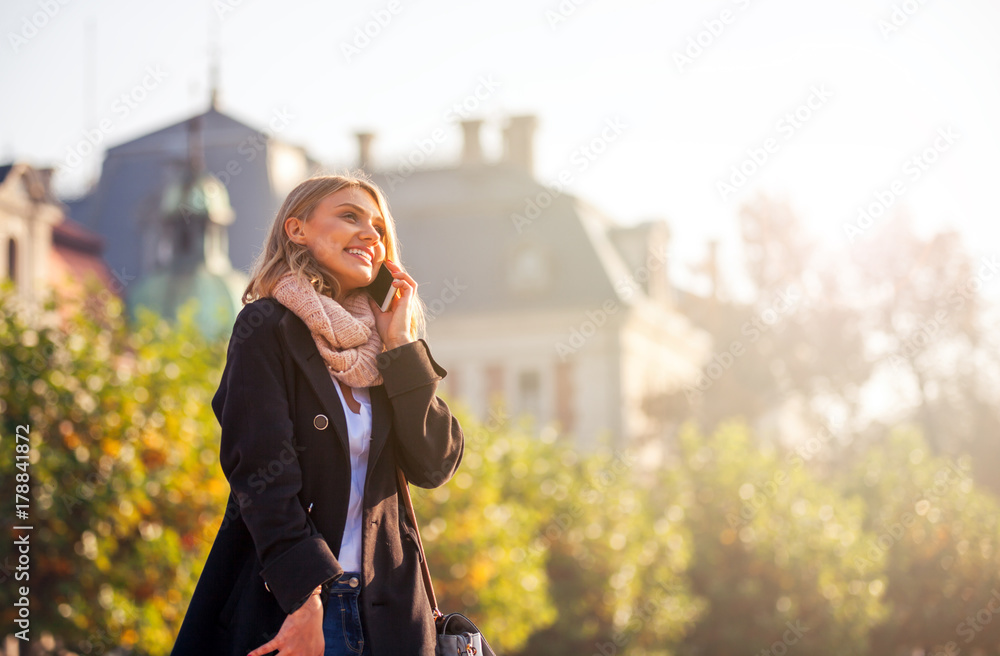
[242,171,425,342]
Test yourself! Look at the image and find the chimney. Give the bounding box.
[503,114,537,175]
[460,120,483,166]
[355,132,374,171]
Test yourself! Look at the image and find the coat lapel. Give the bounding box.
[278,311,350,459]
[278,310,391,470]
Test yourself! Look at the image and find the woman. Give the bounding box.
[171,174,465,656]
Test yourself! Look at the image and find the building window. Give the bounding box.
[507,242,551,295]
[555,360,574,434]
[446,365,460,400]
[517,369,540,420]
[7,238,16,283]
[484,363,504,411]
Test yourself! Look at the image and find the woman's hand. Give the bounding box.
[247,593,324,656]
[369,259,416,351]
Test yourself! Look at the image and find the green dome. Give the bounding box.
[126,263,246,340]
[159,172,235,225]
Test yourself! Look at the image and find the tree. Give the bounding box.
[417,404,704,656]
[667,420,887,656]
[0,278,228,654]
[651,196,999,497]
[410,405,558,654]
[841,427,1000,656]
[849,214,1000,492]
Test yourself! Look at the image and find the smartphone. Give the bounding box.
[365,262,396,312]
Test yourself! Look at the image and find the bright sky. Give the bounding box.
[2,0,998,298]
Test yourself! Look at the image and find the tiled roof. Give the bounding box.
[63,107,293,280]
[372,164,643,315]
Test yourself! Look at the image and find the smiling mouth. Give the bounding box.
[345,250,373,265]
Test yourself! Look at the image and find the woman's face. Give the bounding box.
[285,186,387,298]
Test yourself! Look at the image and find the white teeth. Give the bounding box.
[346,249,371,262]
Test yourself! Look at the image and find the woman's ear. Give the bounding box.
[285,216,306,245]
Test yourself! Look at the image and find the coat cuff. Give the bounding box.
[259,535,343,614]
[377,338,447,397]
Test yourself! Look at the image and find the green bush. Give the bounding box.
[667,420,887,656]
[0,278,227,653]
[843,427,1000,656]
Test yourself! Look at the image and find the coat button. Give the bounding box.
[314,414,329,430]
[348,576,359,588]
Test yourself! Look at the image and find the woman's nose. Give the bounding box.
[359,222,381,243]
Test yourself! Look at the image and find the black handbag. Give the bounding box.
[396,467,497,656]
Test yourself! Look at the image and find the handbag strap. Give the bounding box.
[395,467,443,620]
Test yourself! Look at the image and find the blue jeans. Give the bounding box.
[323,572,372,656]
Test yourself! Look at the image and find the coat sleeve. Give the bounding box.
[213,302,343,615]
[378,338,465,489]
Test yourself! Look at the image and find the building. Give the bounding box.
[0,162,116,318]
[367,117,710,452]
[123,114,248,339]
[66,100,317,293]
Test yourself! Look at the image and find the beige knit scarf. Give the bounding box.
[272,272,383,388]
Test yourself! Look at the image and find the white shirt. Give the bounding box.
[330,377,372,573]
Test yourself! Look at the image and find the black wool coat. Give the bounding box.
[171,298,464,656]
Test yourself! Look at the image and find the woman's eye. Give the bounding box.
[343,212,384,236]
